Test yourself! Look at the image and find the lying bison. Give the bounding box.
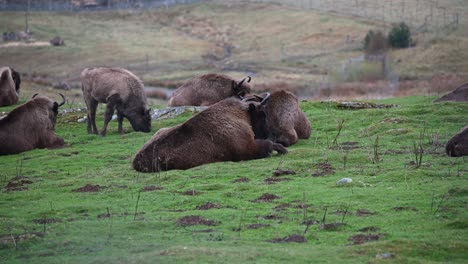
[133,95,287,172]
[0,94,65,155]
[81,67,152,136]
[246,90,311,146]
[446,125,468,157]
[168,73,252,107]
[0,66,21,107]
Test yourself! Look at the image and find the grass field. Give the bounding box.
[0,95,467,263]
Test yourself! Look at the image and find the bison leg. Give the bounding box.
[100,103,116,136]
[117,112,124,134]
[86,99,99,134]
[253,139,288,159]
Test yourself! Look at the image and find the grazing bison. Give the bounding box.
[132,95,287,172]
[0,66,21,106]
[446,125,468,157]
[168,73,252,107]
[261,90,311,147]
[0,94,65,155]
[81,67,152,136]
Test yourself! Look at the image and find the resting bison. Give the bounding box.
[0,66,21,107]
[260,90,311,147]
[446,125,468,157]
[168,73,252,107]
[132,95,287,172]
[0,94,65,155]
[81,67,152,136]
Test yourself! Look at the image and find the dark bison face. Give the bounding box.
[10,67,21,93]
[128,107,152,133]
[446,127,468,157]
[232,76,252,98]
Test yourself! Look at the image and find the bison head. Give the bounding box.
[245,92,270,139]
[31,93,65,129]
[232,76,252,99]
[446,126,468,157]
[126,106,152,133]
[10,67,21,93]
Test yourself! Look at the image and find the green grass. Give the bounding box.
[0,96,467,263]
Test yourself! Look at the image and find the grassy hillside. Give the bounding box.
[0,96,467,263]
[1,1,467,99]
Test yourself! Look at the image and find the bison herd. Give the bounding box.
[0,66,466,171]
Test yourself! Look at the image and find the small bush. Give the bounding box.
[363,30,388,54]
[388,22,411,48]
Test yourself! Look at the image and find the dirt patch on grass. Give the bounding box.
[72,184,106,193]
[268,234,306,243]
[247,223,271,229]
[256,214,285,220]
[320,222,346,231]
[393,206,418,211]
[4,176,33,192]
[97,213,111,219]
[356,209,377,216]
[311,162,335,177]
[358,226,380,232]
[232,177,250,183]
[264,177,291,184]
[273,168,296,176]
[196,202,220,210]
[176,215,216,226]
[141,186,163,192]
[57,151,79,157]
[273,203,291,211]
[33,218,61,224]
[0,232,45,247]
[253,193,281,203]
[348,233,384,245]
[182,190,202,196]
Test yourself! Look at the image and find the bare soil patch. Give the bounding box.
[33,218,61,224]
[97,213,111,219]
[268,234,306,243]
[232,177,250,183]
[72,184,106,193]
[348,233,384,245]
[5,176,33,192]
[141,186,163,192]
[356,209,377,216]
[320,222,346,231]
[182,190,202,196]
[247,223,271,229]
[176,215,216,226]
[196,202,220,210]
[273,168,296,176]
[252,193,281,203]
[393,206,418,211]
[358,226,380,232]
[256,214,285,220]
[264,177,291,184]
[312,162,335,177]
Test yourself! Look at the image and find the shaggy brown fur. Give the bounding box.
[446,125,468,157]
[434,83,468,102]
[0,67,21,106]
[168,73,252,107]
[81,67,151,136]
[132,97,287,172]
[0,94,65,155]
[263,90,311,147]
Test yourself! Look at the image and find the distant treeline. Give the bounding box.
[0,0,204,11]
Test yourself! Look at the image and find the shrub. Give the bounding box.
[363,30,388,54]
[388,22,411,48]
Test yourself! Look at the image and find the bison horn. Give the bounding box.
[31,93,39,99]
[260,92,271,106]
[58,93,65,107]
[238,78,246,87]
[247,76,251,83]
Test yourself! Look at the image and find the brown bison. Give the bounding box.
[446,125,468,157]
[0,94,65,155]
[81,67,152,136]
[0,66,21,107]
[132,95,287,172]
[261,90,311,147]
[168,73,252,107]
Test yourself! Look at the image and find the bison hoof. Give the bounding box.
[273,143,288,154]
